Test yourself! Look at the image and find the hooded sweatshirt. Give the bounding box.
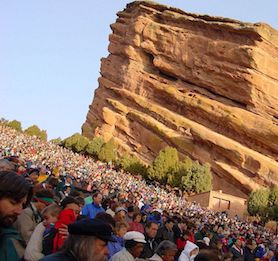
[178,241,199,261]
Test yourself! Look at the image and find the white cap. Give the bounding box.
[123,231,146,243]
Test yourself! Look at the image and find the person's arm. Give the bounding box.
[24,222,45,261]
[16,209,35,244]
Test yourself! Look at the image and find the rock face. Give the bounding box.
[83,1,278,197]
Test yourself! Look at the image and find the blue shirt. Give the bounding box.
[81,202,105,219]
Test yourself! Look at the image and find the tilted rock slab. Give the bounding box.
[83,1,278,197]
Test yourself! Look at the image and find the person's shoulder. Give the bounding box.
[39,252,69,261]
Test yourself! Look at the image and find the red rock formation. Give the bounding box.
[83,1,278,197]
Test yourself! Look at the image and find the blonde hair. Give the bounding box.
[41,203,61,217]
[115,221,129,232]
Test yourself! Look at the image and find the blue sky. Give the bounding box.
[1,0,277,139]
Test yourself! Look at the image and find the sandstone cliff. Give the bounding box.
[83,1,278,197]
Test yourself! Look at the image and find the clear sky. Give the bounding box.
[1,0,277,140]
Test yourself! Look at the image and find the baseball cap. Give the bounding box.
[123,231,146,243]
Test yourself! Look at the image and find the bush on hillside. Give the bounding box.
[247,188,270,216]
[148,147,179,183]
[167,157,212,193]
[7,120,22,132]
[117,153,148,177]
[98,138,117,162]
[24,125,47,141]
[86,137,105,158]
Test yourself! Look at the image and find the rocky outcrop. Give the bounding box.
[83,1,278,197]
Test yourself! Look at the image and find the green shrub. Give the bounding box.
[7,120,22,132]
[98,138,117,162]
[247,188,270,216]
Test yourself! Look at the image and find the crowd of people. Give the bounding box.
[0,124,277,261]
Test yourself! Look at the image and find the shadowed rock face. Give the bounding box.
[83,1,278,197]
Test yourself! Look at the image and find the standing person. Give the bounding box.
[39,219,114,261]
[0,171,32,261]
[140,221,159,259]
[109,231,146,261]
[82,191,105,219]
[128,212,144,234]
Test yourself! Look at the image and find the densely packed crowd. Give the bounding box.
[0,124,277,261]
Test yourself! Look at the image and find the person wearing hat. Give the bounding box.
[109,231,146,261]
[39,219,114,261]
[114,206,127,222]
[14,189,54,244]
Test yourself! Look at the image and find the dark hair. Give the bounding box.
[0,171,33,203]
[34,189,54,199]
[95,212,116,228]
[145,221,159,229]
[195,250,221,261]
[47,177,59,188]
[60,196,80,209]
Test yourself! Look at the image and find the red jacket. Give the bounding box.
[53,209,76,252]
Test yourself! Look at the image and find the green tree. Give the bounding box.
[117,153,148,177]
[148,147,179,183]
[62,133,80,149]
[7,120,22,132]
[24,125,47,141]
[188,162,212,193]
[98,138,117,162]
[50,137,62,145]
[72,135,89,153]
[269,186,278,206]
[247,188,270,216]
[86,137,105,157]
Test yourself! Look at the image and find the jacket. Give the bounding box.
[0,227,25,261]
[140,234,158,259]
[24,222,45,261]
[14,203,41,244]
[81,202,105,219]
[53,209,76,252]
[107,235,124,259]
[39,251,77,261]
[179,241,199,261]
[109,247,135,261]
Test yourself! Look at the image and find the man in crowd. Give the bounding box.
[0,170,33,261]
[140,221,159,259]
[82,190,105,218]
[156,218,175,243]
[110,231,146,261]
[40,219,114,261]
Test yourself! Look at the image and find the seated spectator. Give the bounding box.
[52,197,80,252]
[0,171,32,261]
[24,204,61,261]
[156,218,175,243]
[109,231,146,261]
[178,241,199,261]
[40,219,114,261]
[149,240,178,261]
[128,212,144,234]
[82,191,105,219]
[15,189,54,244]
[140,221,159,259]
[108,221,129,259]
[194,250,221,261]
